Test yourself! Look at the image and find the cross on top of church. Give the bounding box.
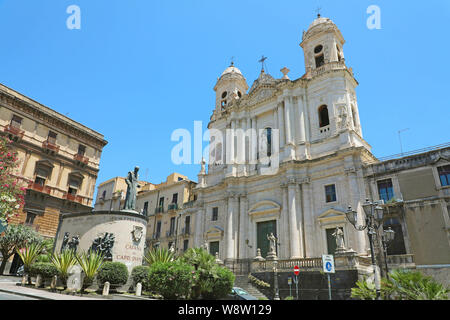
[259,55,268,72]
[316,7,322,18]
[230,56,235,66]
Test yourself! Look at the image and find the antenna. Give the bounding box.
[398,128,410,156]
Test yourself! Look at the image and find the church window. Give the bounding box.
[212,207,218,221]
[318,105,330,128]
[238,91,242,98]
[314,45,325,68]
[221,100,227,109]
[222,91,227,99]
[336,45,342,62]
[325,184,337,203]
[438,165,450,186]
[266,128,272,157]
[215,143,222,162]
[314,45,323,54]
[183,239,189,252]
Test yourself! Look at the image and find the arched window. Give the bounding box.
[215,142,223,163]
[314,45,325,68]
[318,105,330,128]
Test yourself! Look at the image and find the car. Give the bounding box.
[228,287,258,300]
[15,265,24,276]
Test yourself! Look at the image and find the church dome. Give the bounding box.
[220,64,243,77]
[307,16,334,30]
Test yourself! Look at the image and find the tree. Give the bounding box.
[16,242,45,284]
[76,251,104,292]
[50,250,78,289]
[144,247,175,265]
[0,136,26,226]
[0,224,42,275]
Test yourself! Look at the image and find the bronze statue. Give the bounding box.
[124,166,140,211]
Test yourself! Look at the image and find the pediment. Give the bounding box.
[248,200,281,218]
[205,226,224,239]
[317,207,347,224]
[431,155,450,165]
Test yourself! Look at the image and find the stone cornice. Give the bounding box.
[0,84,108,150]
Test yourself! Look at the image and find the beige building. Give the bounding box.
[363,144,450,283]
[0,83,107,239]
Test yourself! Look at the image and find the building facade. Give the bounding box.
[0,83,107,240]
[192,15,374,267]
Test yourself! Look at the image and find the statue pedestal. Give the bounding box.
[55,210,148,276]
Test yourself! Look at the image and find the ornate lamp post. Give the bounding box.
[346,199,385,300]
[381,227,395,280]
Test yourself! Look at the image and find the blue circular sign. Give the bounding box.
[325,262,332,272]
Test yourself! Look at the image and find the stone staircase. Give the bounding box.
[233,275,269,300]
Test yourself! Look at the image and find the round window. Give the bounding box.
[314,45,323,54]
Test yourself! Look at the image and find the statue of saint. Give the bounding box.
[267,233,277,254]
[332,227,345,251]
[124,166,140,211]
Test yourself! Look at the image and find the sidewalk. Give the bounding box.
[0,276,103,300]
[0,276,155,300]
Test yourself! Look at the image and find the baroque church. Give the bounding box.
[191,14,376,266]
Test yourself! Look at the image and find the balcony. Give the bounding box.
[181,227,190,236]
[64,192,89,206]
[168,203,178,211]
[155,206,164,214]
[42,140,60,154]
[152,232,161,240]
[3,124,24,139]
[386,254,415,269]
[74,153,89,165]
[166,230,176,238]
[20,222,40,232]
[28,182,52,195]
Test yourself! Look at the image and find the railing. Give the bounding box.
[253,258,323,272]
[168,203,178,211]
[310,60,347,78]
[166,230,175,238]
[42,140,60,153]
[64,192,89,206]
[155,206,164,214]
[20,222,40,232]
[366,142,450,165]
[152,233,160,239]
[386,254,415,267]
[4,124,24,139]
[74,153,89,165]
[183,201,196,209]
[181,227,190,236]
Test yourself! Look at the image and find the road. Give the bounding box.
[0,292,38,300]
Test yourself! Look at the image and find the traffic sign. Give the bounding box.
[322,255,335,274]
[293,265,300,276]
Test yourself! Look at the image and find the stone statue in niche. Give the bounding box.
[338,105,349,130]
[123,166,140,211]
[89,233,115,261]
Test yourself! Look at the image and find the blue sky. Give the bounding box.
[0,0,449,191]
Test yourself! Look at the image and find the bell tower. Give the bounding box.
[300,14,346,74]
[213,62,248,114]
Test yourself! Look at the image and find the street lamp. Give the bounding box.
[346,198,385,300]
[381,227,395,280]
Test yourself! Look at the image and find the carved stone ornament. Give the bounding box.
[132,226,144,243]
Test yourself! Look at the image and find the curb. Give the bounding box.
[0,287,52,300]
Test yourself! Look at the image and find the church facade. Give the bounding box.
[191,15,377,266]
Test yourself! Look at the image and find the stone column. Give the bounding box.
[297,96,306,144]
[194,206,204,248]
[280,184,290,259]
[252,116,258,166]
[284,97,296,160]
[288,181,302,259]
[230,120,236,163]
[277,103,285,149]
[301,179,314,257]
[238,195,248,259]
[225,194,238,262]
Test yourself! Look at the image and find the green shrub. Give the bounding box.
[201,265,235,300]
[29,262,58,279]
[97,262,129,287]
[131,265,150,291]
[148,261,195,300]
